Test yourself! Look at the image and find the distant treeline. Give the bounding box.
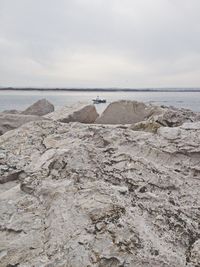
[1,87,200,92]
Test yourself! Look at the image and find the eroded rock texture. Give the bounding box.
[0,113,46,136]
[95,100,200,126]
[0,120,200,267]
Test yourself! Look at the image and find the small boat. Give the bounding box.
[92,96,106,104]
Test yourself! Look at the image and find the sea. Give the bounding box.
[0,90,200,114]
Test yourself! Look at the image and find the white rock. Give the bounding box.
[181,121,200,130]
[46,102,99,123]
[0,118,200,266]
[158,127,181,140]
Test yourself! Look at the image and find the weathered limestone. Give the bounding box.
[22,98,54,116]
[0,102,99,136]
[0,113,46,135]
[46,102,99,123]
[95,100,200,126]
[152,106,200,127]
[130,120,161,133]
[95,100,162,124]
[0,119,200,266]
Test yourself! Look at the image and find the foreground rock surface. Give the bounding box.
[22,98,54,116]
[95,100,200,126]
[0,113,46,135]
[46,102,99,123]
[0,120,200,266]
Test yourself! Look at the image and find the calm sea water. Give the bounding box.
[0,90,200,114]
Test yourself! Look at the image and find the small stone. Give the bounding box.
[95,222,106,231]
[116,186,129,195]
[0,153,6,159]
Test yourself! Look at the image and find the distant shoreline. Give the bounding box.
[1,88,200,92]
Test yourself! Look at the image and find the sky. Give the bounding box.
[0,0,200,88]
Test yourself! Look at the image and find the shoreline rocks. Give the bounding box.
[46,102,99,123]
[0,101,99,135]
[0,113,47,135]
[1,99,200,136]
[0,119,200,266]
[95,100,162,124]
[95,100,200,127]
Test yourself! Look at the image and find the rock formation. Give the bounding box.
[0,119,200,266]
[0,102,99,136]
[95,100,200,126]
[2,109,20,114]
[22,99,54,116]
[0,113,46,135]
[152,105,200,127]
[130,120,161,133]
[95,100,160,124]
[46,102,99,123]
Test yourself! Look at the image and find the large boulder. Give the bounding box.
[95,100,200,126]
[0,120,200,266]
[0,113,46,135]
[46,102,99,123]
[22,98,54,116]
[152,106,200,127]
[95,100,163,124]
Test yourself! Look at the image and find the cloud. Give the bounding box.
[0,0,200,87]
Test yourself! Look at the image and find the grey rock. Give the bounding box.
[0,119,200,266]
[153,106,200,127]
[22,98,54,116]
[0,171,22,184]
[95,100,200,127]
[130,120,161,133]
[190,239,200,266]
[46,102,99,123]
[0,113,46,135]
[0,153,6,159]
[95,100,162,124]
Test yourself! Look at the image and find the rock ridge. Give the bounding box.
[0,119,200,266]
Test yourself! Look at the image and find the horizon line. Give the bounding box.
[1,87,200,92]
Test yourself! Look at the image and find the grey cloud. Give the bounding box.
[0,0,200,87]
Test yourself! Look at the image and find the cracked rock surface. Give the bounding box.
[0,120,200,266]
[95,100,200,126]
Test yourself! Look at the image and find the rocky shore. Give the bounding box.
[0,99,200,266]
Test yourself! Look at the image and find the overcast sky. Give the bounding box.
[0,0,200,88]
